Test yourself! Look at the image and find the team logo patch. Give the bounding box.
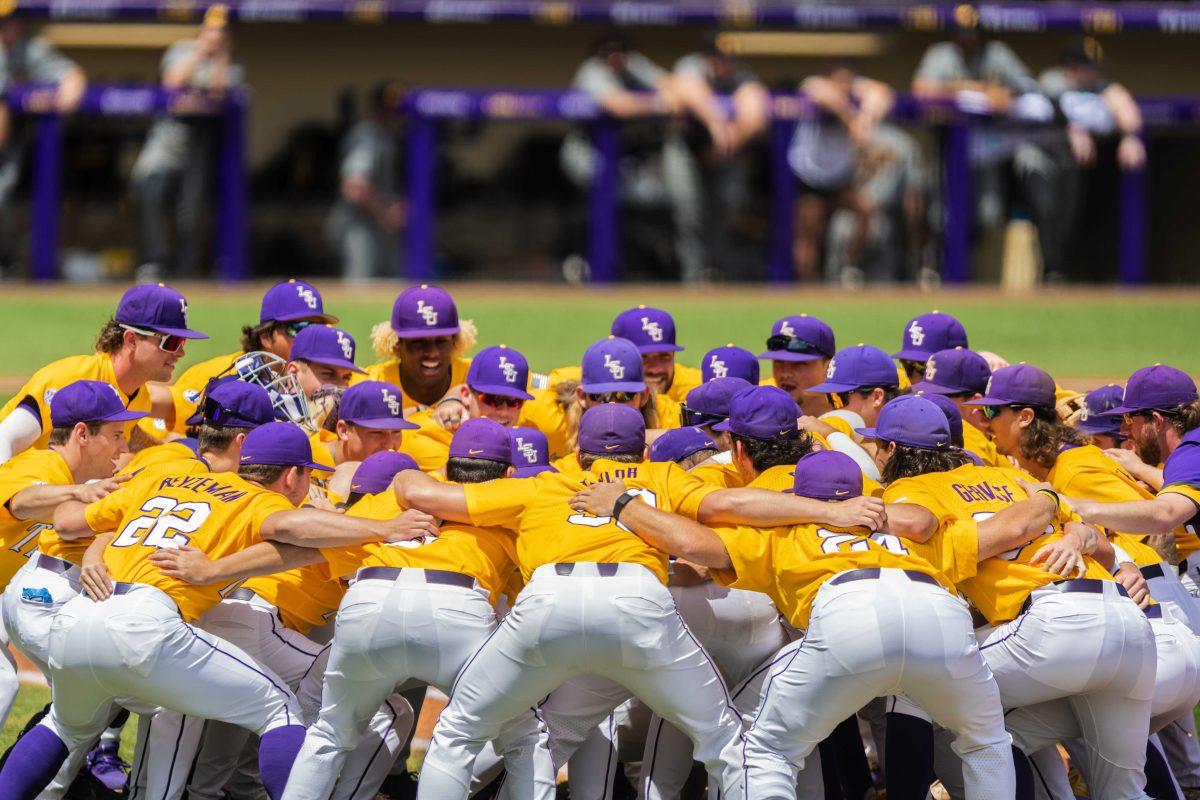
[779,321,796,337]
[907,321,925,347]
[296,285,318,310]
[381,388,401,416]
[984,377,993,396]
[336,331,354,360]
[641,316,663,342]
[515,437,538,464]
[417,300,439,326]
[603,355,625,380]
[825,359,837,379]
[1079,403,1091,422]
[708,355,727,379]
[925,358,937,381]
[498,356,519,384]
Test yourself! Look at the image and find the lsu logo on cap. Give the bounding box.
[640,316,663,343]
[381,388,401,416]
[983,376,993,396]
[779,320,796,337]
[336,331,354,361]
[708,355,727,379]
[514,437,538,464]
[43,388,56,406]
[417,300,438,326]
[296,284,318,310]
[499,356,519,384]
[603,355,625,380]
[925,357,938,381]
[825,358,837,379]
[907,321,925,347]
[1079,403,1091,422]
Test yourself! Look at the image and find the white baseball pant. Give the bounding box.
[283,567,555,800]
[740,569,1014,800]
[0,619,18,728]
[417,562,745,800]
[979,581,1157,800]
[639,581,788,800]
[35,584,303,765]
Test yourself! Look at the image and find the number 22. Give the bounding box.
[112,496,212,549]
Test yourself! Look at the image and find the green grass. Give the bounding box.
[0,285,1197,383]
[2,684,137,763]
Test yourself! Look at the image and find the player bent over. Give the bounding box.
[0,422,434,800]
[572,448,1019,800]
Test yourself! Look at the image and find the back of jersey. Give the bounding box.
[86,470,294,621]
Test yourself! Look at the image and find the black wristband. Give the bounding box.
[612,490,639,523]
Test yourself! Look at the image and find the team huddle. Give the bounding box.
[0,280,1197,800]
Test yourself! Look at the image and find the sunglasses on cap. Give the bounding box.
[981,404,1054,421]
[200,396,262,427]
[765,334,821,355]
[680,404,726,428]
[120,324,186,354]
[586,391,640,404]
[283,321,313,338]
[476,392,523,409]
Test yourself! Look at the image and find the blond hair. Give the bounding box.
[558,379,660,453]
[370,319,478,360]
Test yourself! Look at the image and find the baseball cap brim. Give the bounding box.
[514,465,556,478]
[1104,404,1147,416]
[100,409,150,423]
[245,456,336,472]
[965,395,1015,406]
[891,348,930,361]
[394,325,460,339]
[144,326,209,340]
[469,382,535,401]
[1076,419,1122,434]
[711,419,732,432]
[341,416,420,431]
[580,380,646,394]
[634,343,684,354]
[806,380,863,394]
[757,349,823,363]
[910,380,967,395]
[303,356,367,374]
[854,426,878,440]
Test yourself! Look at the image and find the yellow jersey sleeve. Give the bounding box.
[820,415,857,440]
[883,477,954,527]
[465,477,539,530]
[915,519,980,585]
[690,461,744,489]
[657,462,720,520]
[710,524,774,591]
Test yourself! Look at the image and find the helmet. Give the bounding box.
[229,351,316,432]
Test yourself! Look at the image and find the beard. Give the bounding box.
[1133,430,1163,466]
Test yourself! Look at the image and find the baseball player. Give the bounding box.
[309,381,417,477]
[342,450,420,508]
[0,284,206,462]
[1079,384,1166,491]
[521,337,681,466]
[161,280,337,437]
[571,445,1019,800]
[873,394,1157,800]
[286,325,366,398]
[402,345,535,471]
[757,315,836,416]
[700,344,759,385]
[362,285,475,413]
[280,418,554,800]
[0,421,431,800]
[394,402,885,799]
[911,348,1006,467]
[892,311,968,386]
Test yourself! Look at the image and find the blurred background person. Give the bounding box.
[665,34,768,283]
[1039,36,1145,282]
[0,9,85,275]
[788,61,891,287]
[132,3,242,281]
[560,31,730,282]
[327,81,405,281]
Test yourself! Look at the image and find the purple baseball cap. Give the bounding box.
[912,348,991,396]
[966,364,1056,410]
[185,379,274,428]
[702,344,760,384]
[350,451,420,495]
[115,284,207,339]
[649,427,717,464]
[685,377,753,421]
[1076,384,1125,436]
[467,345,533,400]
[391,284,460,339]
[917,391,965,446]
[1109,365,1199,415]
[578,404,646,456]
[808,345,899,394]
[713,386,800,441]
[510,427,554,477]
[581,337,645,394]
[758,315,836,363]
[239,422,335,471]
[892,311,968,362]
[856,395,951,450]
[610,306,684,354]
[785,450,863,500]
[260,279,337,324]
[50,380,150,428]
[339,381,418,430]
[290,325,366,374]
[449,418,512,464]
